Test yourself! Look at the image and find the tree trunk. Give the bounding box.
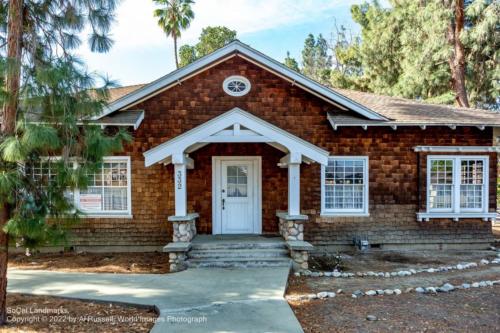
[173,35,179,69]
[1,0,24,325]
[447,0,469,108]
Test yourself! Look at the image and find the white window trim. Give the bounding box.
[74,156,132,218]
[321,156,369,217]
[419,155,492,222]
[222,75,251,97]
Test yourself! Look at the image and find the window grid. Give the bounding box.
[429,159,453,209]
[428,156,487,213]
[324,158,366,212]
[460,160,483,209]
[80,161,129,212]
[226,166,248,197]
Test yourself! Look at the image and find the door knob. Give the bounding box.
[222,198,225,210]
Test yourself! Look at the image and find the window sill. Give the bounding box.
[80,214,133,219]
[320,212,370,217]
[417,212,496,222]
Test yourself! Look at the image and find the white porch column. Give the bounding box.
[287,152,302,216]
[172,154,194,217]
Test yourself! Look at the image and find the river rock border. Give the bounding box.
[286,279,500,302]
[296,251,500,279]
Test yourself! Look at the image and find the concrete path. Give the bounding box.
[8,267,303,333]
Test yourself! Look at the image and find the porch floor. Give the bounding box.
[193,234,285,245]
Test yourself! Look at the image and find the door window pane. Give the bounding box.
[227,166,248,197]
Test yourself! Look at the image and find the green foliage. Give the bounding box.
[345,0,499,108]
[0,0,130,248]
[301,34,332,84]
[0,56,131,251]
[284,51,300,72]
[179,45,197,67]
[179,26,237,67]
[153,0,195,39]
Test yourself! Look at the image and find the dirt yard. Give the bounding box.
[289,288,499,333]
[8,252,170,274]
[309,249,496,273]
[0,294,157,333]
[289,250,500,332]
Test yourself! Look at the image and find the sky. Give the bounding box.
[79,0,378,86]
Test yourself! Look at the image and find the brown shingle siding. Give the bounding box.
[70,56,495,248]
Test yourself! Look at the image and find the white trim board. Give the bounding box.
[143,107,329,167]
[414,146,499,153]
[98,41,387,121]
[212,156,262,235]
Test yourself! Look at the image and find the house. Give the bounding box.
[60,41,498,268]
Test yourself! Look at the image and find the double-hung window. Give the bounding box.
[76,157,131,215]
[25,156,132,217]
[427,156,488,214]
[321,156,369,216]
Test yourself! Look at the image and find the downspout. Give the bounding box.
[417,151,421,212]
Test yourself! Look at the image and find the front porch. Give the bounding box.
[143,108,324,271]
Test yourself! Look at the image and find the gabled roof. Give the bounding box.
[143,107,330,167]
[333,89,500,126]
[98,40,388,121]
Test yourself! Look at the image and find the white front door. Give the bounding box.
[213,157,261,234]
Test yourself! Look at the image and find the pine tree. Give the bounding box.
[0,0,127,324]
[301,34,332,84]
[348,0,499,109]
[284,51,300,72]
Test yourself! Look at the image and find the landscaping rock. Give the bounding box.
[394,289,402,295]
[365,290,377,296]
[353,290,364,297]
[462,283,471,289]
[366,315,378,321]
[384,289,394,295]
[317,292,329,299]
[425,287,437,293]
[415,287,425,293]
[376,289,385,295]
[439,283,455,292]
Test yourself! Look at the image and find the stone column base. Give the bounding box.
[286,240,314,272]
[168,213,199,242]
[276,211,308,241]
[163,242,191,272]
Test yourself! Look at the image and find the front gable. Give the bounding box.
[98,41,387,122]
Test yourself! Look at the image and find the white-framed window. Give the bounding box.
[321,156,369,216]
[76,156,131,216]
[222,75,251,97]
[25,156,132,218]
[427,155,488,213]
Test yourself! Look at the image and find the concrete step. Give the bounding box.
[190,241,286,251]
[188,248,289,259]
[187,257,291,268]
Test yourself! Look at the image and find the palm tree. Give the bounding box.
[153,0,195,69]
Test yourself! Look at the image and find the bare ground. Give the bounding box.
[311,250,496,273]
[289,287,500,333]
[8,252,170,274]
[288,251,500,333]
[0,294,157,333]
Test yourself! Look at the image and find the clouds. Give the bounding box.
[78,0,363,85]
[107,0,360,48]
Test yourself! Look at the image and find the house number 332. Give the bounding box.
[176,170,183,189]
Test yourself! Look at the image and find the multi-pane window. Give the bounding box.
[25,157,131,216]
[460,160,484,209]
[226,166,248,197]
[429,160,453,209]
[322,157,368,215]
[79,159,129,213]
[427,156,487,213]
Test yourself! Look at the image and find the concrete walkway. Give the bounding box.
[7,267,303,333]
